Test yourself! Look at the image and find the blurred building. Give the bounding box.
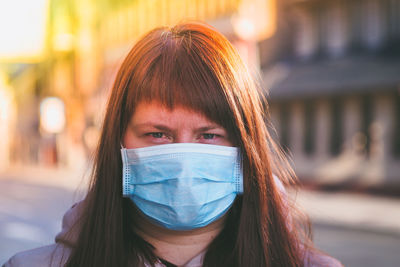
[7,0,397,192]
[262,0,400,190]
[1,0,275,171]
[0,0,55,169]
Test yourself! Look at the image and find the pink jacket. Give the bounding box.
[3,201,343,267]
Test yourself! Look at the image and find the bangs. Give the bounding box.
[127,29,235,130]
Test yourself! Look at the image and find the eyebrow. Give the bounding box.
[132,122,224,132]
[132,123,171,131]
[196,126,223,132]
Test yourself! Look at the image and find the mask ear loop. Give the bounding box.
[120,143,131,196]
[235,151,244,194]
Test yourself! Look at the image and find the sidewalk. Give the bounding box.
[293,189,400,236]
[0,165,90,191]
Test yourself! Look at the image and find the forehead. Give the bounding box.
[131,101,217,125]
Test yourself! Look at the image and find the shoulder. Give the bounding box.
[3,243,71,267]
[304,250,344,267]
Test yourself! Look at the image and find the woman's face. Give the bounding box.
[124,101,233,148]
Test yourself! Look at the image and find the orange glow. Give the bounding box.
[232,0,276,41]
[0,73,15,169]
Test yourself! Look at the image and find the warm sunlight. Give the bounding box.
[0,0,49,62]
[40,97,66,134]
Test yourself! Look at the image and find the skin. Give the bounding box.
[123,100,233,266]
[124,101,233,148]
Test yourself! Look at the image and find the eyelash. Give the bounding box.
[146,132,168,139]
[145,132,222,140]
[201,133,217,140]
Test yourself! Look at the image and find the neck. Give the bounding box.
[134,211,226,265]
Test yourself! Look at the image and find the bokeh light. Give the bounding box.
[39,97,66,134]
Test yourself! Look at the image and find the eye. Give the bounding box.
[202,133,217,140]
[146,132,165,138]
[142,131,172,144]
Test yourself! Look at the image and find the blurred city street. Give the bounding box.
[1,0,400,266]
[1,167,399,266]
[0,166,87,264]
[294,189,400,267]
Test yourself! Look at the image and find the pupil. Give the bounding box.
[153,133,163,138]
[203,134,214,139]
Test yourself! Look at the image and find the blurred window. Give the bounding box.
[361,95,373,158]
[303,99,316,156]
[323,1,347,58]
[363,0,385,51]
[392,92,400,158]
[384,0,400,51]
[347,0,365,52]
[330,97,343,156]
[314,4,327,58]
[293,7,318,60]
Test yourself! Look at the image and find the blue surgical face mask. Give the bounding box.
[121,143,243,230]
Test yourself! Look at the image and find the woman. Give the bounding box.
[4,22,342,267]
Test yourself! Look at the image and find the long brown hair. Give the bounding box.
[65,21,310,267]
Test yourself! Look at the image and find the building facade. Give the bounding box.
[2,0,253,170]
[263,0,400,190]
